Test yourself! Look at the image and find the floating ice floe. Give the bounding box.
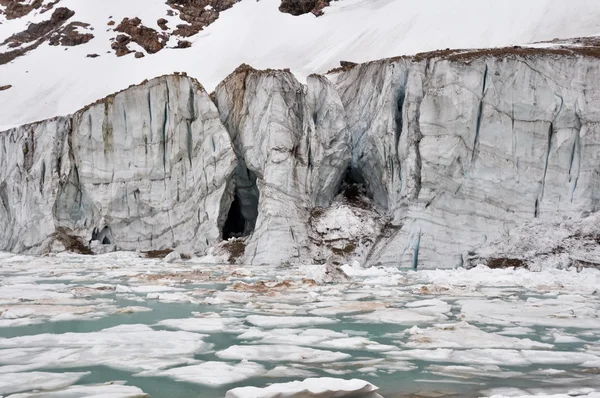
[351,308,442,324]
[225,377,382,398]
[246,315,338,328]
[388,348,600,367]
[158,315,246,333]
[0,324,210,373]
[6,383,149,397]
[486,392,600,398]
[402,322,553,349]
[458,297,600,328]
[216,345,351,363]
[236,328,395,353]
[0,371,89,395]
[139,361,265,387]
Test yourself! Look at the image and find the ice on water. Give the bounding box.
[0,252,600,397]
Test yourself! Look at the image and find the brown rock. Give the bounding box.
[48,21,94,46]
[167,0,239,37]
[0,84,12,91]
[176,40,192,48]
[111,34,132,57]
[0,0,43,20]
[279,0,333,16]
[2,7,75,46]
[134,51,145,58]
[157,18,169,30]
[173,23,200,37]
[107,20,115,26]
[115,17,167,54]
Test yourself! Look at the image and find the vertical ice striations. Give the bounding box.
[2,53,600,268]
[331,54,600,268]
[0,75,236,254]
[215,66,350,265]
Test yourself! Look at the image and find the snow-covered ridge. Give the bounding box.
[3,44,600,269]
[2,0,600,130]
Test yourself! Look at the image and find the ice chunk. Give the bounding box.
[7,383,149,397]
[140,361,265,386]
[0,372,89,395]
[225,377,382,398]
[246,315,338,328]
[0,324,210,373]
[158,316,245,333]
[352,308,441,324]
[403,322,553,349]
[216,345,351,363]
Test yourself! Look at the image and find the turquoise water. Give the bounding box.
[2,268,600,398]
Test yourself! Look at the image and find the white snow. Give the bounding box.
[6,383,149,397]
[0,324,210,373]
[140,361,266,387]
[0,371,89,395]
[216,345,351,363]
[225,377,382,398]
[245,315,338,328]
[158,316,245,333]
[2,0,600,129]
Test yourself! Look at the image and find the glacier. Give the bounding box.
[2,48,600,268]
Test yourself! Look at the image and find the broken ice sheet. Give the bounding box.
[225,377,383,398]
[158,314,246,333]
[6,383,148,397]
[216,344,351,363]
[0,324,210,373]
[245,315,338,328]
[401,322,553,349]
[138,361,266,387]
[0,371,89,395]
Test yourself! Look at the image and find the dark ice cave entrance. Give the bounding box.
[338,167,368,205]
[221,168,260,241]
[222,195,246,240]
[91,226,112,245]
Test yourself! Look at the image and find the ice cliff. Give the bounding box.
[2,49,600,269]
[0,74,236,255]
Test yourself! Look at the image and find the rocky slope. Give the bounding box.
[2,43,600,269]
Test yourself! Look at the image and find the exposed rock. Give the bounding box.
[167,0,239,37]
[111,34,133,57]
[134,51,145,58]
[176,39,192,49]
[0,74,236,255]
[2,7,74,46]
[0,0,44,19]
[86,53,99,58]
[279,0,334,17]
[0,85,12,91]
[0,40,43,65]
[0,7,75,64]
[48,21,94,46]
[173,23,200,37]
[157,18,169,30]
[114,17,167,54]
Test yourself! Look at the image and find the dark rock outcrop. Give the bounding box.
[48,22,94,46]
[114,17,167,55]
[3,7,74,46]
[279,0,334,16]
[167,0,238,37]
